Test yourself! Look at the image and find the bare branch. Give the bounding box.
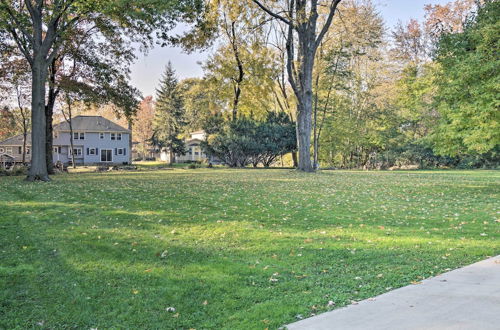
[252,0,291,26]
[315,0,342,49]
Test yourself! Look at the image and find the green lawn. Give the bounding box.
[1,169,499,329]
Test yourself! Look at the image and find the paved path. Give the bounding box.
[287,255,500,330]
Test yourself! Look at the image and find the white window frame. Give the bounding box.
[100,149,113,162]
[99,132,104,139]
[117,133,122,141]
[111,133,116,140]
[6,147,12,154]
[117,148,124,155]
[0,147,4,153]
[69,147,83,156]
[89,148,96,155]
[53,147,59,153]
[26,147,30,154]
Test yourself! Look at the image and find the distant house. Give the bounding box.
[0,115,131,166]
[160,130,215,163]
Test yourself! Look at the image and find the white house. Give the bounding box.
[160,130,210,163]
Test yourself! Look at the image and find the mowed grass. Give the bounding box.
[0,169,499,329]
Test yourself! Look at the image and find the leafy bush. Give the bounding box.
[201,112,296,168]
[0,165,28,176]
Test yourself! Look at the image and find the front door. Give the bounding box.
[101,149,112,162]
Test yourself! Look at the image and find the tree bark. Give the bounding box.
[26,58,49,181]
[291,151,298,167]
[45,60,59,174]
[68,105,76,169]
[128,120,133,164]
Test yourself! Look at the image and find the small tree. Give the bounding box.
[152,63,186,164]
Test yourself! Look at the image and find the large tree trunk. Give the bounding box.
[294,42,315,172]
[45,61,58,174]
[296,103,313,172]
[45,90,56,174]
[26,59,49,181]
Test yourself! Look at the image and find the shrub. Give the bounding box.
[201,112,296,168]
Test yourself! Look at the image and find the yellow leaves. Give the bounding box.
[132,289,139,295]
[202,300,208,306]
[411,281,422,285]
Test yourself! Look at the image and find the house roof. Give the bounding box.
[186,138,203,145]
[54,115,130,133]
[0,134,30,146]
[0,153,15,159]
[0,116,129,146]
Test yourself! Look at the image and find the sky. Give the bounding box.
[130,0,452,97]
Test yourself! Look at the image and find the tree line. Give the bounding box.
[150,0,498,170]
[1,0,498,180]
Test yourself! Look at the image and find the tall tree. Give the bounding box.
[252,0,342,172]
[152,63,186,164]
[134,96,156,160]
[0,0,204,181]
[433,0,500,156]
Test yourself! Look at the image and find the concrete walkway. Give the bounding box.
[287,255,500,330]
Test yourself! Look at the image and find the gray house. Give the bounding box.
[0,115,131,166]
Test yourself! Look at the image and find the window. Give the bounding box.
[69,148,82,156]
[111,133,116,140]
[6,147,12,154]
[54,132,59,139]
[100,133,104,139]
[101,149,112,162]
[26,147,30,154]
[117,133,122,141]
[18,147,22,154]
[89,148,96,155]
[53,147,59,153]
[117,148,124,155]
[0,147,4,153]
[73,132,84,140]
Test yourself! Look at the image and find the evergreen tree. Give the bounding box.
[152,63,186,163]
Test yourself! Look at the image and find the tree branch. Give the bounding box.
[252,0,291,26]
[315,0,342,49]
